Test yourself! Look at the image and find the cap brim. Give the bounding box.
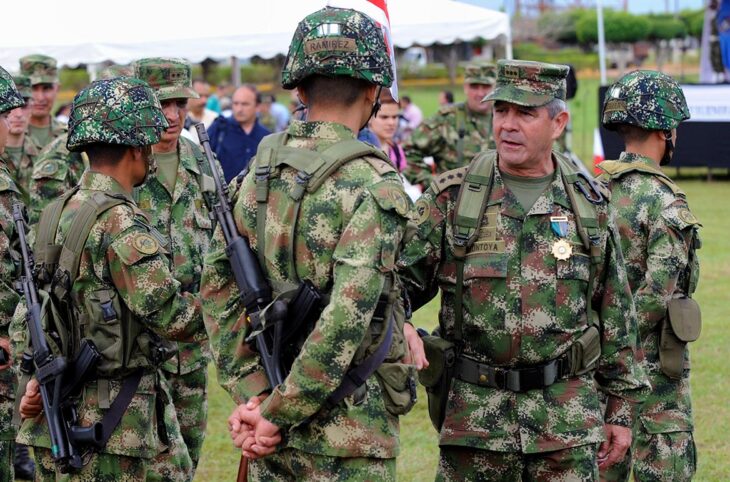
[156,86,199,101]
[481,85,554,107]
[29,75,58,86]
[464,77,495,85]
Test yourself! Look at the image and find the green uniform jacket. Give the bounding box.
[1,135,39,204]
[135,137,214,375]
[201,120,411,458]
[399,155,649,454]
[599,153,700,434]
[28,133,87,224]
[16,171,203,458]
[403,102,493,190]
[26,117,67,153]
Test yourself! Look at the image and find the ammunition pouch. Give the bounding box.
[569,324,601,376]
[417,330,457,430]
[659,298,701,380]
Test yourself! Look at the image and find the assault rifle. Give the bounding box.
[13,203,102,472]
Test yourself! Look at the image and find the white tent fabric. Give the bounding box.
[1,0,511,70]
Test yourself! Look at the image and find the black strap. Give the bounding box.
[455,355,571,393]
[326,314,394,407]
[98,370,143,448]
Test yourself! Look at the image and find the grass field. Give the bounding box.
[195,80,730,481]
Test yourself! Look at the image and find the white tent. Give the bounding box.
[1,0,511,70]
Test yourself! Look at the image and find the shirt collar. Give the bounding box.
[286,120,356,143]
[79,170,132,199]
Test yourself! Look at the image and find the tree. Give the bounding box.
[643,14,688,71]
[538,9,589,44]
[576,10,650,44]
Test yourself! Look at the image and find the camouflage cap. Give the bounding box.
[133,58,199,101]
[67,77,169,152]
[19,54,59,85]
[97,64,134,80]
[464,62,497,85]
[482,59,569,107]
[12,75,32,99]
[282,7,393,89]
[0,66,25,114]
[602,70,690,131]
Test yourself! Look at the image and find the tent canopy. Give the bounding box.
[1,0,511,70]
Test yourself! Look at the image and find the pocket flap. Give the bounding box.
[667,298,701,342]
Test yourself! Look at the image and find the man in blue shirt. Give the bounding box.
[208,84,270,182]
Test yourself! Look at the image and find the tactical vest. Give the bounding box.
[249,132,415,412]
[34,189,175,378]
[442,150,606,376]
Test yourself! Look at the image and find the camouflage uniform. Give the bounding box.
[402,63,496,190]
[0,75,39,204]
[133,57,212,475]
[599,71,700,482]
[0,66,26,482]
[399,60,648,481]
[19,54,67,151]
[201,8,412,480]
[16,77,201,481]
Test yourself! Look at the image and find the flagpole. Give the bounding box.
[597,0,607,85]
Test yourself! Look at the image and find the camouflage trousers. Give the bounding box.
[0,440,13,482]
[34,446,147,481]
[437,444,599,482]
[249,448,396,482]
[146,372,194,482]
[600,428,696,482]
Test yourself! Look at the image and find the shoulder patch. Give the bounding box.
[677,208,699,226]
[32,159,60,179]
[662,203,702,232]
[131,232,160,255]
[368,181,411,217]
[413,198,431,226]
[0,176,10,192]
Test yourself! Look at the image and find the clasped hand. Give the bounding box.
[228,395,281,460]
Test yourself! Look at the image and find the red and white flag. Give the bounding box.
[593,128,605,175]
[328,0,399,100]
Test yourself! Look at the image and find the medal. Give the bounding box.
[550,216,569,237]
[552,239,572,260]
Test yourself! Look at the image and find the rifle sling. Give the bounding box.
[96,370,144,449]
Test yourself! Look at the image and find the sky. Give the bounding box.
[458,0,705,15]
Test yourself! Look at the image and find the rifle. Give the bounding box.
[194,123,285,387]
[13,203,102,472]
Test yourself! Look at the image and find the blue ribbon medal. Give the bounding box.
[550,216,572,260]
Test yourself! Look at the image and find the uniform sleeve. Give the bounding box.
[0,190,21,330]
[28,143,72,225]
[200,172,270,404]
[397,187,446,312]
[107,226,202,342]
[634,199,695,339]
[402,116,445,190]
[593,207,650,427]
[257,180,409,430]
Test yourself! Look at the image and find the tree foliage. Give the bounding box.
[576,9,650,44]
[644,14,687,40]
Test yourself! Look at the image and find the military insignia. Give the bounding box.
[40,160,58,176]
[414,198,430,226]
[550,216,569,237]
[138,199,151,210]
[0,177,9,191]
[678,208,698,225]
[388,189,410,216]
[552,239,572,260]
[132,233,159,255]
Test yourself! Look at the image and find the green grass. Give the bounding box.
[195,80,730,481]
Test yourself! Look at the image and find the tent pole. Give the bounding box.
[597,0,607,85]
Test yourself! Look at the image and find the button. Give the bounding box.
[479,374,487,383]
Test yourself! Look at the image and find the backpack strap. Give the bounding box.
[455,104,467,166]
[35,186,81,281]
[598,159,684,196]
[450,151,496,346]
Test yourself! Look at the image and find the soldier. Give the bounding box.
[0,65,26,482]
[133,57,215,478]
[201,6,424,481]
[598,71,701,482]
[402,62,496,190]
[15,77,203,481]
[19,54,67,150]
[399,59,648,480]
[1,75,39,203]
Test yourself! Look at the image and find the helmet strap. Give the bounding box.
[361,85,383,131]
[660,129,674,166]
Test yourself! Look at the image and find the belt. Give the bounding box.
[455,354,572,392]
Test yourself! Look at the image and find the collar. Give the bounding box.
[79,171,132,199]
[618,151,660,168]
[286,120,356,142]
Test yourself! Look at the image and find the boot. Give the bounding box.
[14,443,35,480]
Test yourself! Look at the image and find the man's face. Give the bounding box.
[189,81,209,112]
[493,101,566,173]
[232,87,257,126]
[464,82,493,114]
[0,112,9,153]
[159,98,187,144]
[31,83,58,119]
[369,102,400,143]
[7,103,31,135]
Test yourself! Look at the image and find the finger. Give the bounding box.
[250,444,277,457]
[256,435,281,447]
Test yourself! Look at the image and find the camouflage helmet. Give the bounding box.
[602,70,690,131]
[281,7,393,89]
[0,66,25,114]
[67,77,168,152]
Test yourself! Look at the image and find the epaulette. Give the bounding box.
[363,154,397,177]
[428,166,468,195]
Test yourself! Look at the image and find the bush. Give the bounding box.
[576,10,650,44]
[59,68,90,91]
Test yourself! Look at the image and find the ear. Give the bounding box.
[296,86,308,106]
[364,84,378,105]
[551,110,570,140]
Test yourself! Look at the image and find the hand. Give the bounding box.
[403,323,429,370]
[20,379,43,420]
[0,337,11,370]
[598,424,632,469]
[228,395,281,459]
